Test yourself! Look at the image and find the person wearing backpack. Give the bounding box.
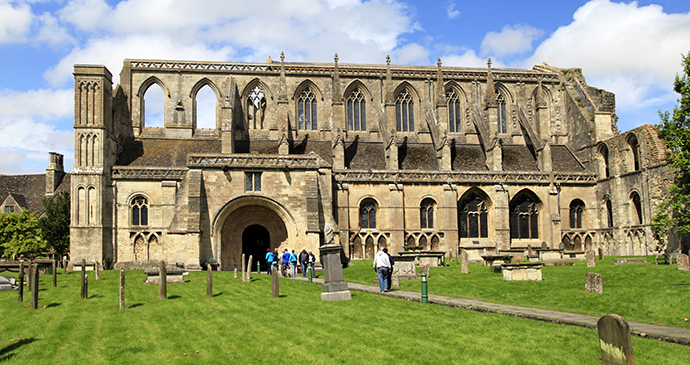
[265,249,275,275]
[289,250,298,277]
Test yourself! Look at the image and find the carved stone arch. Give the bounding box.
[293,80,324,101]
[458,186,491,239]
[356,195,380,208]
[137,76,170,99]
[597,142,611,178]
[509,188,542,241]
[241,78,273,102]
[511,188,542,206]
[493,82,514,104]
[393,81,420,102]
[626,132,641,171]
[531,83,553,103]
[189,77,222,101]
[344,80,372,101]
[444,81,468,102]
[133,233,146,262]
[459,186,493,207]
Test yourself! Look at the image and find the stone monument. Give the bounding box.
[677,254,689,271]
[587,251,596,268]
[597,314,635,364]
[586,272,603,294]
[320,244,351,301]
[460,249,469,274]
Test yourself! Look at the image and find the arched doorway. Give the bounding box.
[242,225,270,272]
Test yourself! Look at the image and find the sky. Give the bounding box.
[0,0,689,174]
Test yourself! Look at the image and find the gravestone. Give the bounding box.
[320,244,351,301]
[598,248,604,260]
[206,264,213,297]
[587,251,596,268]
[558,242,564,250]
[677,254,689,271]
[119,263,125,310]
[0,276,14,291]
[597,314,635,365]
[420,264,430,278]
[246,255,253,282]
[541,241,548,249]
[271,269,279,298]
[159,260,167,300]
[586,272,603,294]
[460,249,469,274]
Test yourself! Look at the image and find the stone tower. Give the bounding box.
[70,65,116,268]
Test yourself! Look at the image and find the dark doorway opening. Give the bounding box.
[242,224,270,271]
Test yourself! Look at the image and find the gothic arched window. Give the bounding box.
[600,144,610,178]
[459,193,488,238]
[131,196,148,226]
[420,198,435,229]
[446,89,461,133]
[606,199,614,228]
[510,193,539,239]
[347,87,366,131]
[497,93,507,134]
[569,199,585,229]
[247,86,266,129]
[298,87,317,130]
[396,89,414,132]
[628,135,640,171]
[631,192,642,225]
[360,199,377,229]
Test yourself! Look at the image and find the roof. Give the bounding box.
[116,139,222,167]
[0,173,70,214]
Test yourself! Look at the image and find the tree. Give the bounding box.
[0,210,47,259]
[39,190,71,256]
[653,52,690,248]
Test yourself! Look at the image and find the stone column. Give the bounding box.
[443,184,458,254]
[389,184,404,254]
[319,244,351,301]
[494,184,510,250]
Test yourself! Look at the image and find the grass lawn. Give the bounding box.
[0,269,689,364]
[343,256,690,329]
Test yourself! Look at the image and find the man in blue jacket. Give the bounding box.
[265,249,275,275]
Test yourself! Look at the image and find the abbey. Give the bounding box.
[69,55,671,270]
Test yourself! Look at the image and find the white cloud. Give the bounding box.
[58,0,111,31]
[525,0,690,116]
[441,49,489,68]
[392,43,429,65]
[36,12,75,45]
[0,2,32,43]
[446,1,460,20]
[481,24,543,58]
[0,88,73,120]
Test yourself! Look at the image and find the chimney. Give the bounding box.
[46,152,65,195]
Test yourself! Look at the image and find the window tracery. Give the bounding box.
[459,193,488,238]
[347,87,366,131]
[396,89,414,132]
[247,86,266,129]
[360,199,377,229]
[298,87,317,130]
[131,196,148,226]
[446,89,461,133]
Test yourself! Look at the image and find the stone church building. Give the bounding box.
[68,55,671,270]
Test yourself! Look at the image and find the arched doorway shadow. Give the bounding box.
[242,225,270,271]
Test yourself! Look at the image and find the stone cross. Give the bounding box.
[587,251,596,268]
[586,272,603,294]
[460,249,469,274]
[597,314,635,364]
[677,253,689,271]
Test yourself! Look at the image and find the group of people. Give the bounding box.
[265,248,315,277]
[373,247,395,292]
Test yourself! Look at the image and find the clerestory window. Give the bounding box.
[131,197,148,226]
[395,89,414,132]
[298,87,317,130]
[347,87,366,131]
[447,89,461,133]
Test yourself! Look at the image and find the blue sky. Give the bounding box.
[0,0,689,174]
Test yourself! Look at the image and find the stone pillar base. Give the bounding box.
[321,291,351,301]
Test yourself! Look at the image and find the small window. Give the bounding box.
[4,206,14,213]
[420,198,435,229]
[360,199,377,229]
[569,200,585,229]
[447,89,461,133]
[131,197,148,226]
[246,172,262,192]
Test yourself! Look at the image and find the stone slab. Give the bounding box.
[586,272,603,294]
[321,291,352,301]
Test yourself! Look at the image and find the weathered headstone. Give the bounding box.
[271,269,279,298]
[586,272,603,294]
[598,248,604,260]
[206,264,213,297]
[159,260,167,300]
[460,249,469,274]
[597,314,635,365]
[119,263,125,310]
[63,259,67,275]
[420,264,431,278]
[558,242,564,250]
[241,253,246,281]
[677,254,689,271]
[527,245,534,258]
[541,241,548,250]
[587,251,596,268]
[320,244,351,301]
[83,274,88,299]
[246,255,253,282]
[95,261,100,280]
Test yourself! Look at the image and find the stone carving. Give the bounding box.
[597,314,635,365]
[460,249,469,274]
[587,250,596,268]
[188,154,323,169]
[324,223,334,245]
[678,254,689,271]
[332,171,596,184]
[112,167,187,180]
[586,272,603,294]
